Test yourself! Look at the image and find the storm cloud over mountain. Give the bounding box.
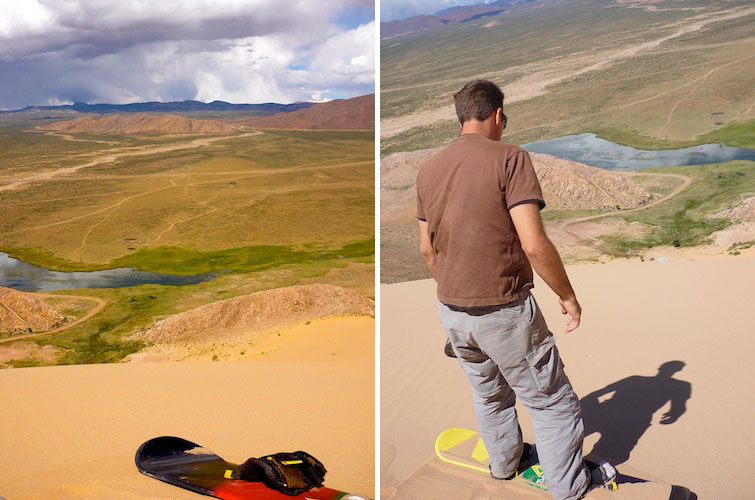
[0,0,374,109]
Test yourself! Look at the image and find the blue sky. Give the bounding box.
[0,0,375,109]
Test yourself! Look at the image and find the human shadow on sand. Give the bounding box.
[580,361,692,465]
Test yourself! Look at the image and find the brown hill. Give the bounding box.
[381,15,450,39]
[0,287,65,334]
[381,1,515,39]
[243,94,374,130]
[380,147,650,222]
[39,113,238,135]
[136,284,374,344]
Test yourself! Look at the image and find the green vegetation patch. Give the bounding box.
[597,161,753,253]
[727,240,754,255]
[112,238,375,274]
[2,238,374,275]
[588,119,755,150]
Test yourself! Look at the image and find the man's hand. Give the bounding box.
[559,296,582,334]
[510,202,581,334]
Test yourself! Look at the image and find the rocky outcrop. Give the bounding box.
[716,195,755,221]
[380,147,651,223]
[136,284,374,343]
[529,152,650,209]
[0,287,65,334]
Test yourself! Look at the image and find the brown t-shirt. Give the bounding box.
[416,133,545,307]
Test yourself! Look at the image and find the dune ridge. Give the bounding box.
[39,112,238,135]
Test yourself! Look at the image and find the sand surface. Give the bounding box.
[381,258,755,498]
[0,316,374,499]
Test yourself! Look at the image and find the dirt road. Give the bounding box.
[0,131,262,193]
[0,293,107,344]
[550,172,693,249]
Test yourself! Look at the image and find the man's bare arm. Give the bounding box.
[509,202,581,333]
[418,220,437,279]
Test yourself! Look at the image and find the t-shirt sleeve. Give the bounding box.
[504,149,546,211]
[416,189,426,221]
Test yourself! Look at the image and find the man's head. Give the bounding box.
[453,80,506,140]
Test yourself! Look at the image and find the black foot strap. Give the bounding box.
[238,451,327,496]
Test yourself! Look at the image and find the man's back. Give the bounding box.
[416,133,545,307]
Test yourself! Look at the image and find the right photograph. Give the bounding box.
[379,0,755,499]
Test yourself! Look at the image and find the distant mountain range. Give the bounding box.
[3,100,314,116]
[243,94,375,130]
[381,0,538,39]
[32,94,374,134]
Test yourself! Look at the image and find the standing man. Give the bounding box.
[416,80,611,500]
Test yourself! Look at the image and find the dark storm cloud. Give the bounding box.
[0,0,375,109]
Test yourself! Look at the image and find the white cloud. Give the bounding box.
[0,0,374,108]
[310,22,375,82]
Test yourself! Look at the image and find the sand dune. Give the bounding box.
[381,257,755,498]
[0,315,374,499]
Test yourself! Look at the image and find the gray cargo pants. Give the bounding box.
[439,291,590,500]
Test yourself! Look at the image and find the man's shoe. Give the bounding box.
[585,459,617,486]
[577,459,619,498]
[490,443,537,480]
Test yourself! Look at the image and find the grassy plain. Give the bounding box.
[0,115,374,366]
[380,0,755,155]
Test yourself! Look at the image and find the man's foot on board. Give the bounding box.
[578,459,618,497]
[490,443,537,480]
[586,459,617,486]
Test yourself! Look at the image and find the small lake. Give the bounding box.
[0,252,216,292]
[522,133,755,170]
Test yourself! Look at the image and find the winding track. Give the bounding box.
[554,172,693,248]
[0,293,107,344]
[0,131,262,193]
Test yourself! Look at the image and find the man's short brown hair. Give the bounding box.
[453,80,504,125]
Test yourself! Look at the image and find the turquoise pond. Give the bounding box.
[0,252,216,292]
[522,133,755,170]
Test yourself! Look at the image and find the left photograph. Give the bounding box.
[0,1,375,498]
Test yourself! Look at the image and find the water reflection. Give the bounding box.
[0,252,216,292]
[522,133,755,170]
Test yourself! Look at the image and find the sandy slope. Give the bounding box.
[381,258,755,498]
[0,316,374,499]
